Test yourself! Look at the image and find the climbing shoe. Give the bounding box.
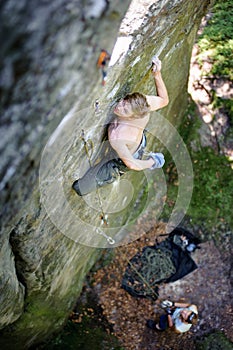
[72,180,82,196]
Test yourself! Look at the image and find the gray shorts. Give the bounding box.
[72,133,147,196]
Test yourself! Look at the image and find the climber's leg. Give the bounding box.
[72,158,128,196]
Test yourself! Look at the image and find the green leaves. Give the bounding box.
[198,0,233,79]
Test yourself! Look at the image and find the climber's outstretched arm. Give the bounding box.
[146,58,169,111]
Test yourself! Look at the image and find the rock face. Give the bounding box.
[0,0,211,348]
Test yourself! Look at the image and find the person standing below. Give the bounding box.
[147,299,198,333]
[72,56,169,196]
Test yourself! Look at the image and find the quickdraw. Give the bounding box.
[96,228,115,245]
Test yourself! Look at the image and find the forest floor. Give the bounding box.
[74,220,232,350]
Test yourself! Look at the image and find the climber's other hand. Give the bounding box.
[148,152,165,169]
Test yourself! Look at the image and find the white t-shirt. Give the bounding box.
[172,305,198,333]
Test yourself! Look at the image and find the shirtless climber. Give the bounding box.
[72,56,169,196]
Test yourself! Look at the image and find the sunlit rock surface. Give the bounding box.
[0,0,211,348]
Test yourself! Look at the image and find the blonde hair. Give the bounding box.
[124,92,150,119]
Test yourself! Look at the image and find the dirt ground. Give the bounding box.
[88,221,232,350]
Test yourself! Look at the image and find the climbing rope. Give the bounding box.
[121,244,177,300]
[118,246,161,300]
[80,129,115,245]
[140,247,176,283]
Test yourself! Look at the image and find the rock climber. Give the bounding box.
[97,49,111,85]
[147,299,198,333]
[72,56,169,196]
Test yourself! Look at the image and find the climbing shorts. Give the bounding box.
[72,133,147,196]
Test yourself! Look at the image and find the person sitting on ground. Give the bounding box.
[72,56,169,196]
[147,299,198,333]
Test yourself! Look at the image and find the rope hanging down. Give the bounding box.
[80,129,168,297]
[80,129,115,245]
[80,129,163,295]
